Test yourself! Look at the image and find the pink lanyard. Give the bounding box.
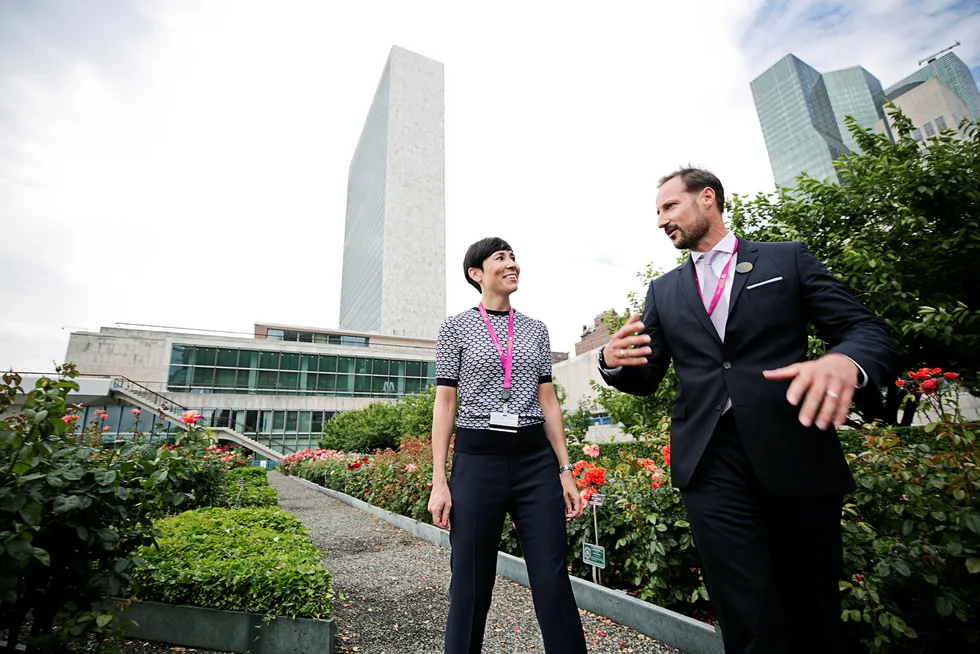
[477,303,514,394]
[695,239,739,317]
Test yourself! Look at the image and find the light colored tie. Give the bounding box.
[700,251,729,341]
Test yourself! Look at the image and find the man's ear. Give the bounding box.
[701,186,716,210]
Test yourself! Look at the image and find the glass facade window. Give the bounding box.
[935,116,948,131]
[923,121,935,137]
[265,329,370,347]
[167,344,435,397]
[883,52,980,122]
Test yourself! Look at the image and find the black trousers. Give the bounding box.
[680,412,846,654]
[445,425,586,654]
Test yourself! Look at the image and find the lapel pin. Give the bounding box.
[735,262,753,274]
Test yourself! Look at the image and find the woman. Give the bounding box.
[428,237,588,653]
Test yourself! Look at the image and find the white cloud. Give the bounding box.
[0,0,976,370]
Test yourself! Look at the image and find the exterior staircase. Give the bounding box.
[109,377,292,462]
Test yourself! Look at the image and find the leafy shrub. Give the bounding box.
[319,386,436,453]
[132,507,333,619]
[0,367,240,650]
[212,466,278,508]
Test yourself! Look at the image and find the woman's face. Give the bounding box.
[474,249,519,294]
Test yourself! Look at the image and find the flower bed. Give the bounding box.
[132,507,334,619]
[282,369,979,652]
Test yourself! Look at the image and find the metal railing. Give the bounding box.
[110,376,296,456]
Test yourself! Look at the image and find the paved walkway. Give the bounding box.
[270,472,681,654]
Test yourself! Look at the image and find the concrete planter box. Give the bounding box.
[292,477,723,654]
[116,600,334,654]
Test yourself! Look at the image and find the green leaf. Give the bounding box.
[966,557,980,574]
[94,469,117,486]
[32,547,51,566]
[19,501,42,527]
[96,614,113,628]
[935,596,953,617]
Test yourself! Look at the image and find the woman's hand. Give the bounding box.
[428,480,452,529]
[561,474,584,519]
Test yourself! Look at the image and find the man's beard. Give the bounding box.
[671,206,711,250]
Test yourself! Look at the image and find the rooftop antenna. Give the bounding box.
[918,41,960,66]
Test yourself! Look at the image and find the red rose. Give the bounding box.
[895,379,905,387]
[931,368,942,375]
[921,379,939,394]
[943,372,959,379]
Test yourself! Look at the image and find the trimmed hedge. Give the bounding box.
[133,507,334,619]
[212,465,279,508]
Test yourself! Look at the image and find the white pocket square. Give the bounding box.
[747,276,783,290]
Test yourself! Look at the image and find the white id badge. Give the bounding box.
[489,410,519,432]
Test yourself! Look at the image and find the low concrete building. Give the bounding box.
[873,76,972,142]
[65,323,436,454]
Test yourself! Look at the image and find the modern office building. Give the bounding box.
[751,54,885,188]
[64,323,437,455]
[884,51,980,121]
[339,46,446,340]
[750,55,855,189]
[874,76,972,142]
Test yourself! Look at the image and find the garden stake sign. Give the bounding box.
[584,492,606,585]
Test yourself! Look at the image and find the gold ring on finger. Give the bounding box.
[621,349,628,359]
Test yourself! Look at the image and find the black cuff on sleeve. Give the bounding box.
[436,378,459,387]
[538,375,553,384]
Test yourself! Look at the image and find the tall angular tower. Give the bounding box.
[339,47,446,340]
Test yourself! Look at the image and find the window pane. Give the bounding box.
[168,366,189,387]
[216,348,238,367]
[314,333,328,344]
[215,369,236,388]
[193,367,214,386]
[197,347,217,366]
[171,345,196,365]
[273,411,285,432]
[301,355,318,372]
[355,375,371,392]
[320,355,337,372]
[311,411,324,434]
[355,358,371,375]
[260,410,274,432]
[372,376,387,392]
[281,353,300,371]
[299,412,311,433]
[335,373,353,394]
[239,350,259,368]
[267,329,284,341]
[298,332,313,343]
[278,372,298,391]
[338,357,355,374]
[924,121,935,137]
[406,377,422,393]
[373,359,390,375]
[423,361,436,378]
[236,369,254,391]
[318,373,336,392]
[260,351,280,369]
[407,361,421,377]
[935,116,947,131]
[285,411,298,432]
[258,370,278,389]
[298,372,316,395]
[390,360,406,378]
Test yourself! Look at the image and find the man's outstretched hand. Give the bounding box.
[763,353,858,430]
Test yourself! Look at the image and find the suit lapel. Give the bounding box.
[678,257,723,345]
[729,238,759,313]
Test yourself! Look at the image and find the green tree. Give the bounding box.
[564,398,596,444]
[728,108,980,425]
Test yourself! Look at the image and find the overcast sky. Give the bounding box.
[2,0,978,371]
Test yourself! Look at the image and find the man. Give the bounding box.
[598,168,892,652]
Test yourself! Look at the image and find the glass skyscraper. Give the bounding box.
[823,67,891,152]
[339,47,446,340]
[751,55,853,189]
[884,52,980,121]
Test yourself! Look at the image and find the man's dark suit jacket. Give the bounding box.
[600,238,893,498]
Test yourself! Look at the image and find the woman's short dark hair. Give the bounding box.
[463,237,512,291]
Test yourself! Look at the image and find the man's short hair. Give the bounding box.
[463,237,513,291]
[658,167,725,214]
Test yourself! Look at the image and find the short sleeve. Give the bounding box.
[538,321,553,384]
[436,317,461,387]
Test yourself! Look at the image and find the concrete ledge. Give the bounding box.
[291,476,722,654]
[113,600,334,654]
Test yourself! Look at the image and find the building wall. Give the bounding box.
[382,47,446,340]
[884,52,980,121]
[575,312,614,357]
[875,77,972,141]
[553,348,625,441]
[823,66,890,150]
[339,46,446,340]
[339,58,390,334]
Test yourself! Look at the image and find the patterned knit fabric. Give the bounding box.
[436,308,553,429]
